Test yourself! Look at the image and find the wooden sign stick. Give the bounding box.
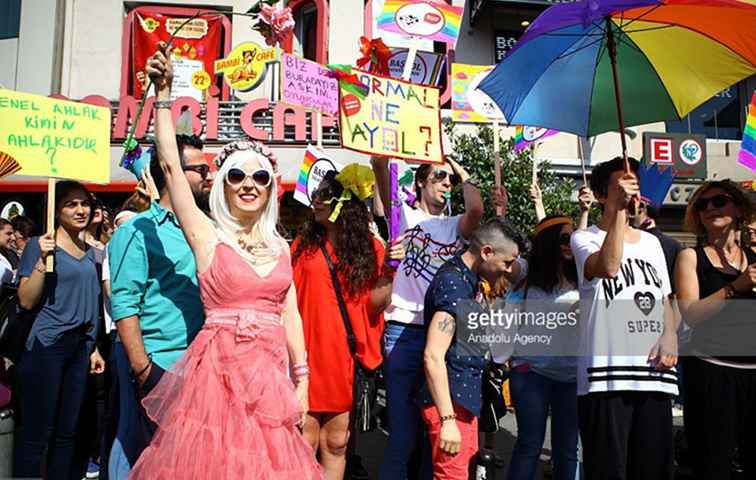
[316,111,323,150]
[46,178,56,272]
[493,121,502,216]
[578,136,588,185]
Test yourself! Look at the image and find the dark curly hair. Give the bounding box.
[525,215,577,294]
[292,171,378,298]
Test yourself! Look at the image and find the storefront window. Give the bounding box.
[120,6,232,100]
[0,0,21,40]
[666,85,743,141]
[285,0,329,64]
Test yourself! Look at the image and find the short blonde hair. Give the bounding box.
[684,180,753,236]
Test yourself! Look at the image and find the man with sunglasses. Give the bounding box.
[371,155,484,480]
[571,157,679,480]
[106,134,208,480]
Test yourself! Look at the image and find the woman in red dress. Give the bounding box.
[292,166,403,479]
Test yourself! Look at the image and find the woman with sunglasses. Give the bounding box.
[291,166,404,479]
[505,215,581,480]
[129,43,321,479]
[675,180,756,479]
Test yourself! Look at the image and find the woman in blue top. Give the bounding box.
[507,215,582,480]
[14,180,105,479]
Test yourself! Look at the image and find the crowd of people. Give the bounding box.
[0,43,755,480]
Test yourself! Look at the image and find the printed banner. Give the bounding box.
[132,10,223,101]
[339,70,443,164]
[214,42,278,92]
[281,53,339,116]
[451,64,504,123]
[738,91,756,172]
[377,0,463,47]
[514,126,559,152]
[294,146,343,207]
[387,48,445,86]
[0,90,111,183]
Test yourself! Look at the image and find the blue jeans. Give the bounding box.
[14,331,90,479]
[108,343,156,480]
[380,322,432,480]
[508,369,580,480]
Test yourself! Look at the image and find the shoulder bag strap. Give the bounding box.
[319,244,357,357]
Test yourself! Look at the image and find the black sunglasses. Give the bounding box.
[182,164,210,180]
[225,167,272,187]
[693,194,732,212]
[431,168,461,186]
[559,233,571,246]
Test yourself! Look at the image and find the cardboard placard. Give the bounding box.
[0,89,111,183]
[451,63,504,123]
[294,145,343,207]
[338,70,443,164]
[377,0,463,47]
[281,53,339,116]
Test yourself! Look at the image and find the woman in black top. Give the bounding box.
[675,180,756,480]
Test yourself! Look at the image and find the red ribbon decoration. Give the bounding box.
[356,36,391,76]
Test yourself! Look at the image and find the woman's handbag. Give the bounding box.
[319,245,377,433]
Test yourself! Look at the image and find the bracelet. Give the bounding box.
[154,100,172,110]
[725,283,738,299]
[133,359,152,379]
[440,413,457,423]
[463,177,479,188]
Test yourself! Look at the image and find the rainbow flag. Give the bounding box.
[514,125,559,152]
[739,91,756,172]
[295,148,316,199]
[377,0,463,47]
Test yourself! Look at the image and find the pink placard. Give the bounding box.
[281,53,339,116]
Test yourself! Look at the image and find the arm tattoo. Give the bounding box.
[437,314,455,335]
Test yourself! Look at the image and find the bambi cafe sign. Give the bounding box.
[48,92,338,143]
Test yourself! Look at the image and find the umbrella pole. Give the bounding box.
[605,17,630,173]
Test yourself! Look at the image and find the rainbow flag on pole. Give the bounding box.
[514,125,559,152]
[377,0,463,47]
[739,91,756,172]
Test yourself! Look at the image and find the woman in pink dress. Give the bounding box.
[129,43,322,479]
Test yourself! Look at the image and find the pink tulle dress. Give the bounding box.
[130,242,323,479]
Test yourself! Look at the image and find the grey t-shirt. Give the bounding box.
[18,237,100,350]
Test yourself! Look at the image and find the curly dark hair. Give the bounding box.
[525,215,577,294]
[292,172,378,298]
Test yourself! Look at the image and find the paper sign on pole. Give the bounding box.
[387,48,445,86]
[281,53,339,116]
[377,0,463,47]
[294,145,343,207]
[451,64,504,123]
[0,90,111,183]
[339,70,443,164]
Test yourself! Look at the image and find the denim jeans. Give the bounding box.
[14,330,90,479]
[508,369,580,480]
[108,342,156,480]
[380,322,432,480]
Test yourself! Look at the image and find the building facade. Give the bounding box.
[1,0,754,234]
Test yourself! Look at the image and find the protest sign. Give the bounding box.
[214,41,277,92]
[294,145,343,207]
[377,0,463,47]
[0,89,111,183]
[387,48,445,86]
[451,64,504,123]
[339,70,443,164]
[281,53,339,116]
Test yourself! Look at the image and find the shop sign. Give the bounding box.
[214,42,278,92]
[643,132,707,179]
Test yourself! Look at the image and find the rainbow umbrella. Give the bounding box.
[478,0,756,168]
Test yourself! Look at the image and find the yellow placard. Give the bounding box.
[0,89,111,184]
[339,70,443,164]
[214,42,278,92]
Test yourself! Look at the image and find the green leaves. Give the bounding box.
[445,123,588,235]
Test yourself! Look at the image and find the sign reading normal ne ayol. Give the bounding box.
[0,90,111,183]
[339,70,443,164]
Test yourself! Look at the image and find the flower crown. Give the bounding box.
[215,140,279,174]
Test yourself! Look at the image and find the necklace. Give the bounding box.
[237,236,276,265]
[712,244,745,274]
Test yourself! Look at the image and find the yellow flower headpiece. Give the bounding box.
[328,164,376,222]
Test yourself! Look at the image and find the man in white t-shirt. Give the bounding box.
[371,155,483,480]
[571,157,678,480]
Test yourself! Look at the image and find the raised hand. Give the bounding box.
[145,41,173,96]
